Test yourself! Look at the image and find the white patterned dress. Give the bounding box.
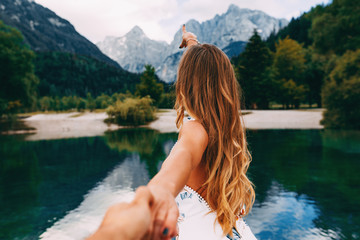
[172,186,257,240]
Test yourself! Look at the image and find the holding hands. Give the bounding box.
[146,184,179,240]
[88,186,178,240]
[87,186,154,240]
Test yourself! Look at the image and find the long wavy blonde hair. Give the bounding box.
[175,44,255,236]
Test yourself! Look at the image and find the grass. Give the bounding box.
[242,111,252,115]
[93,109,107,113]
[157,109,171,113]
[269,103,320,109]
[18,109,78,117]
[69,113,85,118]
[17,109,109,118]
[296,108,325,112]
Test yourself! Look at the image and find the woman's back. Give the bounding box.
[145,26,256,240]
[174,120,256,240]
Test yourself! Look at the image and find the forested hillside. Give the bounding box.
[0,20,141,115]
[232,0,360,129]
[0,21,38,115]
[0,0,119,67]
[0,0,143,116]
[35,52,140,98]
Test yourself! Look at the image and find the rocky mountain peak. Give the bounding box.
[126,25,145,38]
[227,3,241,14]
[96,25,168,73]
[98,4,289,82]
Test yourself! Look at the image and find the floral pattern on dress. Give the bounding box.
[226,227,242,239]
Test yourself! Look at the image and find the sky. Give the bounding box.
[34,0,332,44]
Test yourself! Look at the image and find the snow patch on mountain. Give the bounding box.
[29,20,35,30]
[11,15,20,22]
[48,18,66,27]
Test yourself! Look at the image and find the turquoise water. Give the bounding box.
[0,129,359,239]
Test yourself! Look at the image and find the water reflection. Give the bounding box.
[40,155,148,240]
[247,130,360,240]
[104,129,177,177]
[0,129,359,240]
[247,181,327,240]
[40,128,178,239]
[0,135,128,239]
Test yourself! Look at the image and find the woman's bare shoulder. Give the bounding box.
[179,120,208,146]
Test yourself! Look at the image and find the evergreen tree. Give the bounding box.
[0,21,38,115]
[267,14,313,51]
[235,30,273,109]
[135,65,164,105]
[303,49,325,107]
[86,92,96,111]
[272,37,307,108]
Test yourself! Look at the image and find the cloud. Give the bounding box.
[35,0,178,43]
[34,0,331,44]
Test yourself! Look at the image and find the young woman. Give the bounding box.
[146,25,256,240]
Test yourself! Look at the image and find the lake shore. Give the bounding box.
[3,109,324,141]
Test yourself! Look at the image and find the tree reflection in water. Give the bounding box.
[104,128,178,178]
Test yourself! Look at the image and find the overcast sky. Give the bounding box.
[34,0,331,44]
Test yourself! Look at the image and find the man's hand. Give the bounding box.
[87,186,154,240]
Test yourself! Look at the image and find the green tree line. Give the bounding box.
[35,51,140,98]
[233,0,360,129]
[0,21,38,115]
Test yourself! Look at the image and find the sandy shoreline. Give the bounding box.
[3,109,324,141]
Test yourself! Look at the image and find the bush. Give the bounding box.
[321,50,360,129]
[39,96,54,111]
[106,96,156,126]
[95,94,112,109]
[321,77,360,129]
[158,92,176,109]
[76,98,87,111]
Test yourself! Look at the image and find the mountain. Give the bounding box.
[97,4,288,82]
[0,0,119,67]
[96,26,168,72]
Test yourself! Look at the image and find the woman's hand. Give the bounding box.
[179,24,198,48]
[147,184,179,240]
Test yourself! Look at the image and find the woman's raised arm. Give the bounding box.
[179,24,199,48]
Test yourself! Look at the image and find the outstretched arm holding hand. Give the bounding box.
[147,120,208,240]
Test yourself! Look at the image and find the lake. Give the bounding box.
[0,129,359,240]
